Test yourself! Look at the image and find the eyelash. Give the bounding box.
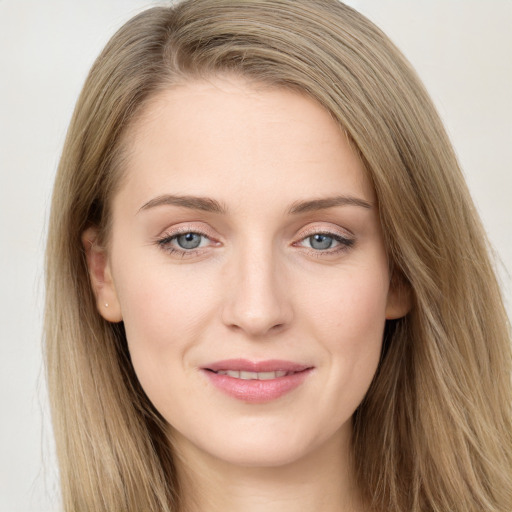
[294,231,355,256]
[156,228,216,258]
[155,228,355,258]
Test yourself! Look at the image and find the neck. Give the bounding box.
[171,426,364,512]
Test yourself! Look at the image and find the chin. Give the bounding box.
[221,440,313,468]
[170,417,348,470]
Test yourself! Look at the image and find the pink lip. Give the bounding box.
[205,359,310,373]
[202,359,313,403]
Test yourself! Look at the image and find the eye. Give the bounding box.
[157,230,214,255]
[175,232,206,250]
[296,231,354,253]
[305,234,337,250]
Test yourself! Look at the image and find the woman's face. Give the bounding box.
[87,77,408,468]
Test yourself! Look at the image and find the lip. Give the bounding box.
[204,358,311,373]
[201,359,314,403]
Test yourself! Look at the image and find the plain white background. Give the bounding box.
[0,1,510,510]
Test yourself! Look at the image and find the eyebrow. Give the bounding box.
[287,195,373,214]
[137,193,372,215]
[138,194,227,214]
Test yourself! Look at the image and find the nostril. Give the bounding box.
[220,271,294,336]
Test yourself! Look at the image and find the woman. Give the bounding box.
[44,0,512,511]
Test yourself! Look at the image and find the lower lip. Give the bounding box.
[202,369,313,403]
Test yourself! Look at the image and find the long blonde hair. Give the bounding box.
[45,1,512,510]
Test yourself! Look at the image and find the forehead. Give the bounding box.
[115,76,374,214]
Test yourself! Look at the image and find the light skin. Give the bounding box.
[84,76,410,512]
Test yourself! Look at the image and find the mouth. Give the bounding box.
[201,359,313,403]
[206,369,296,380]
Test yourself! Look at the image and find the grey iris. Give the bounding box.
[177,233,202,249]
[310,234,333,250]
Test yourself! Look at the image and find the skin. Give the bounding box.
[84,76,409,512]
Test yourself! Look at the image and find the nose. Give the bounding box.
[221,245,293,337]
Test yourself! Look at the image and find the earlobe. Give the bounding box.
[385,275,412,320]
[82,227,123,323]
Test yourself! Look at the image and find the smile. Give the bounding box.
[211,370,291,380]
[202,359,313,403]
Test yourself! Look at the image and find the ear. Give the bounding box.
[385,273,412,320]
[82,227,123,323]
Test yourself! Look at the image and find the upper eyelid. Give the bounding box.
[295,223,354,239]
[160,231,210,242]
[153,222,354,245]
[156,223,217,239]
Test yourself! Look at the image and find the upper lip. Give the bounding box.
[203,359,312,373]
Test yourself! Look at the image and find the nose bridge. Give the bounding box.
[221,236,292,336]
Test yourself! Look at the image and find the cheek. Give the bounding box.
[301,262,389,400]
[305,261,389,341]
[111,256,218,392]
[116,253,212,334]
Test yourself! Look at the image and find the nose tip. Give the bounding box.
[226,309,286,337]
[221,257,293,337]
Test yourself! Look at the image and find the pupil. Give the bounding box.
[177,233,201,249]
[310,234,333,250]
